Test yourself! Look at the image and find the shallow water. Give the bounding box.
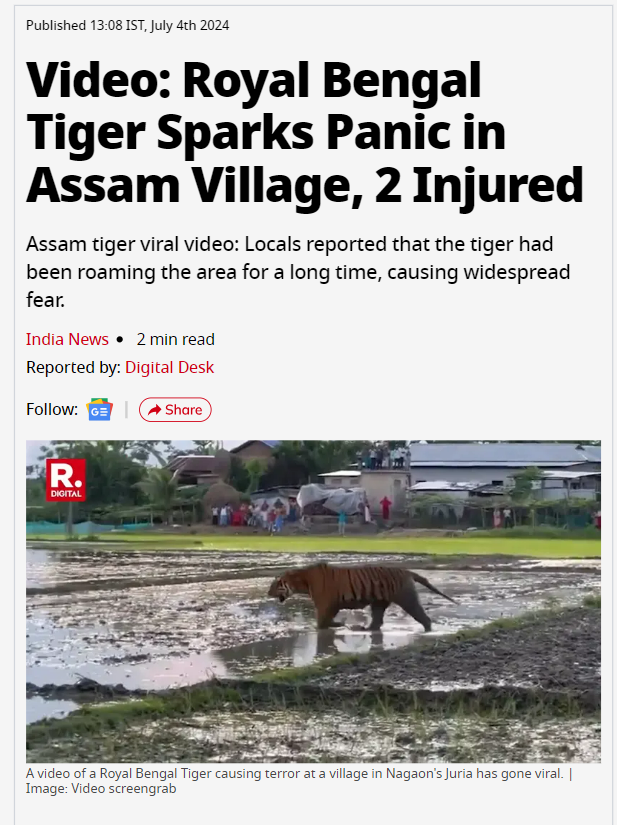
[26,545,600,723]
[26,695,79,725]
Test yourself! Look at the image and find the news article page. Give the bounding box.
[12,2,612,824]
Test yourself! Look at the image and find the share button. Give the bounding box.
[139,397,212,423]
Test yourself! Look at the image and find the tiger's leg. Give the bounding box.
[367,600,390,631]
[315,604,344,630]
[393,585,432,631]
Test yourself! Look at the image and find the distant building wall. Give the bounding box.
[410,488,472,499]
[540,477,600,501]
[322,475,360,487]
[410,467,509,486]
[409,464,600,487]
[360,471,408,513]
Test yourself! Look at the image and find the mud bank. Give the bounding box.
[26,606,601,763]
[307,605,601,696]
[26,709,601,764]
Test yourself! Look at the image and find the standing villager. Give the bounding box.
[338,511,347,536]
[380,496,392,521]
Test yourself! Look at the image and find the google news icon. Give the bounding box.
[87,398,113,421]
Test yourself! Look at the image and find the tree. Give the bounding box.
[36,441,148,532]
[510,466,543,501]
[165,440,222,460]
[119,441,171,465]
[245,459,267,493]
[39,441,147,507]
[228,456,251,492]
[260,440,372,487]
[135,468,178,524]
[26,474,46,506]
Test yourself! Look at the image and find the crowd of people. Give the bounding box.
[210,500,299,533]
[210,492,394,535]
[357,444,410,470]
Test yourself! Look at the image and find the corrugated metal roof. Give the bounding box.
[166,455,217,472]
[408,443,601,467]
[542,470,601,480]
[410,480,480,492]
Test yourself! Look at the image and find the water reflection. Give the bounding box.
[27,696,78,724]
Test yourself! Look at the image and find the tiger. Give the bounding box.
[267,562,457,632]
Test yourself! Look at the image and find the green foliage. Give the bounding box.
[165,440,222,460]
[31,441,148,523]
[113,441,172,465]
[245,459,267,493]
[261,440,372,487]
[228,455,251,492]
[510,466,543,501]
[26,476,46,507]
[135,468,178,523]
[470,526,600,540]
[28,441,230,525]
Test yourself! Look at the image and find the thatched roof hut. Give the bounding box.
[203,482,241,513]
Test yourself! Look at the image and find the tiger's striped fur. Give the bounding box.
[267,562,456,631]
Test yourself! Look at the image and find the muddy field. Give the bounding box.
[26,543,601,763]
[28,708,601,764]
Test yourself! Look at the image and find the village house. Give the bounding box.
[319,468,408,514]
[166,455,221,486]
[319,470,361,488]
[320,443,601,511]
[409,480,481,499]
[230,440,280,464]
[537,470,601,500]
[407,442,601,489]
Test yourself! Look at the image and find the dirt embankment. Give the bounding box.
[307,606,600,701]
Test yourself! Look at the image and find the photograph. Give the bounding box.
[26,439,601,763]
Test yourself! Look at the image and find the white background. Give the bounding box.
[5,2,614,824]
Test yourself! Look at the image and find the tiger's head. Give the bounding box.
[268,567,316,603]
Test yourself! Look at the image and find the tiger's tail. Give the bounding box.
[410,572,458,604]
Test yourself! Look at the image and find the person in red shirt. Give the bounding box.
[380,496,392,521]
